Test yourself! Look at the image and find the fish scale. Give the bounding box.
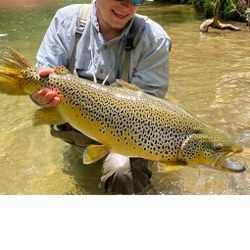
[0,48,245,172]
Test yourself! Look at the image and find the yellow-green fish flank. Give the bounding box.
[0,48,245,172]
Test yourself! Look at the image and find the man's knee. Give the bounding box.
[101,153,134,194]
[100,153,152,194]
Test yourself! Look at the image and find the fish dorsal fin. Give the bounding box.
[53,66,71,75]
[1,47,32,69]
[33,107,65,126]
[157,162,185,173]
[83,144,109,164]
[113,79,142,92]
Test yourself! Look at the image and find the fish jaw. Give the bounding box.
[220,159,246,172]
[214,143,245,172]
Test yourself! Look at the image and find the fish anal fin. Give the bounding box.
[157,161,185,173]
[33,107,65,126]
[83,145,109,164]
[53,66,71,75]
[113,79,142,92]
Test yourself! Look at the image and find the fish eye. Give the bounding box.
[214,144,224,151]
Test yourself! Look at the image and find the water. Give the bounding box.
[0,2,249,194]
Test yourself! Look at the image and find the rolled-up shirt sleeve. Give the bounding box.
[131,33,171,99]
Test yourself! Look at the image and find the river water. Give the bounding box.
[0,1,249,194]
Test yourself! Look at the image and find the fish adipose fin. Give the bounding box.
[0,48,31,95]
[33,107,65,126]
[157,162,185,173]
[113,79,142,92]
[83,144,109,164]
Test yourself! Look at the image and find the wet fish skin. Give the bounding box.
[0,48,245,172]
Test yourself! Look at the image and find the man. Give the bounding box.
[32,0,172,194]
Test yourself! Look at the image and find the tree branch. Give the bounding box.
[200,0,241,32]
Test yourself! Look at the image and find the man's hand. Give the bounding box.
[31,66,61,107]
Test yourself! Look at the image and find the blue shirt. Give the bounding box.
[36,2,171,98]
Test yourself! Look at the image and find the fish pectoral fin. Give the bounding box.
[113,79,142,92]
[83,144,109,165]
[33,107,65,126]
[157,161,185,173]
[53,66,71,75]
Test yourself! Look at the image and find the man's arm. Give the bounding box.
[131,33,171,99]
[36,6,78,67]
[33,6,79,106]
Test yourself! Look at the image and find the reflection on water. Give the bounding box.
[0,2,249,194]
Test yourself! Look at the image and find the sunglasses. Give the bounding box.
[116,0,145,7]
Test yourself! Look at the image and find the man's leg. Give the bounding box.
[50,125,152,194]
[100,153,152,194]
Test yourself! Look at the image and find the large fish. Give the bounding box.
[0,48,245,172]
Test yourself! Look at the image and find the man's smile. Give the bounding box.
[112,9,129,19]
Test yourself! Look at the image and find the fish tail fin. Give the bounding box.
[0,48,32,95]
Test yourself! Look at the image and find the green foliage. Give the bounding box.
[191,0,249,21]
[246,7,250,15]
[193,0,204,10]
[189,0,215,17]
[221,0,237,19]
[204,0,214,18]
[156,0,250,22]
[155,0,192,3]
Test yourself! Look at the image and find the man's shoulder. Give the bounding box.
[136,14,170,42]
[55,4,83,19]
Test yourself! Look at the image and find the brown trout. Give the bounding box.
[0,48,245,172]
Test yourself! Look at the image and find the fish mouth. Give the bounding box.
[215,144,245,172]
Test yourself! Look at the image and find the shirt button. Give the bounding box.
[100,69,104,74]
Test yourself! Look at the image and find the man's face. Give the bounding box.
[96,0,138,31]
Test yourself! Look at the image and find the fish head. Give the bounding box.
[180,129,245,172]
